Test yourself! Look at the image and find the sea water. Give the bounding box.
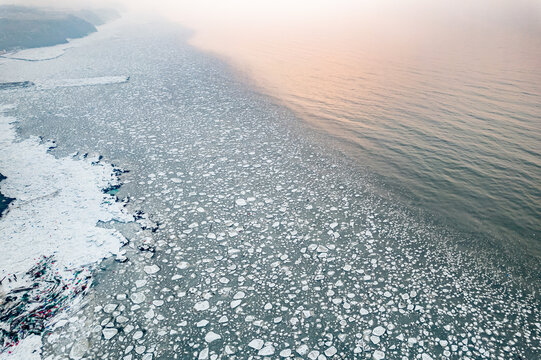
[0,16,539,360]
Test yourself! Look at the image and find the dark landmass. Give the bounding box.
[0,173,14,218]
[0,6,119,52]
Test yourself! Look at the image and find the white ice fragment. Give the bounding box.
[360,308,369,315]
[69,338,88,359]
[372,326,386,336]
[324,346,337,357]
[373,350,385,359]
[194,300,210,311]
[280,349,292,357]
[421,354,434,360]
[235,199,247,206]
[116,315,129,324]
[258,345,275,356]
[144,265,160,274]
[296,345,309,355]
[37,76,130,89]
[248,339,264,350]
[198,347,209,360]
[144,309,155,319]
[103,304,118,313]
[130,292,146,304]
[230,300,242,308]
[205,331,222,343]
[102,328,118,340]
[196,320,209,327]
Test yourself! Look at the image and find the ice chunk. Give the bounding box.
[205,331,221,343]
[248,339,264,350]
[259,345,275,356]
[144,265,160,274]
[296,345,309,355]
[324,346,337,357]
[36,76,130,89]
[102,328,118,340]
[194,300,210,311]
[280,349,292,357]
[235,199,247,206]
[131,292,146,304]
[372,326,386,336]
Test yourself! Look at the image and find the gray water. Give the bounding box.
[0,18,540,359]
[188,8,541,258]
[279,51,541,258]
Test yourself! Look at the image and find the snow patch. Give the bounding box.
[0,105,131,354]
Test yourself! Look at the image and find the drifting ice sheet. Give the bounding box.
[36,76,130,89]
[0,104,131,358]
[0,105,131,275]
[0,44,71,62]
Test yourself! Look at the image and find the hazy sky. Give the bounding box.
[4,0,541,30]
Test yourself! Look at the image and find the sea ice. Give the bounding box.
[235,199,247,206]
[258,344,275,356]
[194,301,210,311]
[102,328,118,340]
[205,331,221,343]
[144,265,160,274]
[248,339,264,350]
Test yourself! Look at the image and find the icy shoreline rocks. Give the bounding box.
[0,104,132,356]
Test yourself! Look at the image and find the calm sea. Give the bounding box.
[184,1,541,257]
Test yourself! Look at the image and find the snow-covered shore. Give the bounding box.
[0,104,131,358]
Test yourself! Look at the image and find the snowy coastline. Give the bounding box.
[0,16,538,360]
[0,104,132,358]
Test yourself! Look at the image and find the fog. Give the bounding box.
[4,0,541,34]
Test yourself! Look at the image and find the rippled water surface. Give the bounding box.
[186,1,541,256]
[0,4,540,360]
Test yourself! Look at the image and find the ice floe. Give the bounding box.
[0,104,132,353]
[0,44,71,62]
[35,76,130,89]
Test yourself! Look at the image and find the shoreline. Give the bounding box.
[0,105,133,357]
[185,24,541,281]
